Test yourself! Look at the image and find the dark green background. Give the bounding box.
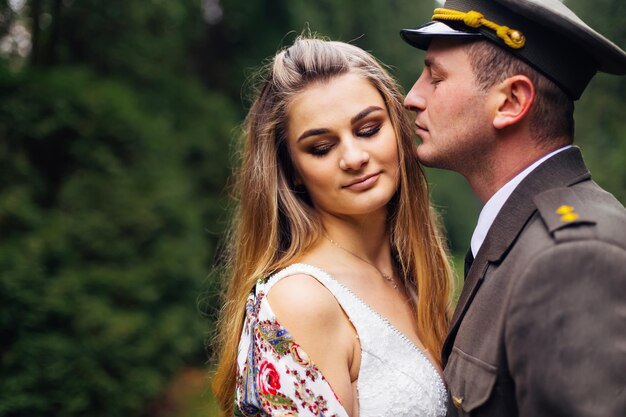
[0,1,623,416]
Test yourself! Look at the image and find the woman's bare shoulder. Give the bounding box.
[266,273,344,327]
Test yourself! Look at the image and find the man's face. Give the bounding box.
[404,38,496,174]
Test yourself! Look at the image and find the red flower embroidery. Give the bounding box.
[258,360,281,395]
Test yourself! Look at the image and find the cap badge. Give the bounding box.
[555,205,579,222]
[433,8,526,49]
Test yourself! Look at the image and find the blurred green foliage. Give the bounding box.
[0,0,624,416]
[0,65,235,416]
[0,1,236,415]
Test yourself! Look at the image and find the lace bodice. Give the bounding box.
[235,263,448,417]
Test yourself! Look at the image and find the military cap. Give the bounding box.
[400,0,626,100]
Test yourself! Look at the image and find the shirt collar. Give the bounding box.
[470,145,572,257]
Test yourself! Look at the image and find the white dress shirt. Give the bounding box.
[470,146,572,257]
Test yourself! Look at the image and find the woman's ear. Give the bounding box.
[492,75,535,130]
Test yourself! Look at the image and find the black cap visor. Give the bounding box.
[400,21,483,50]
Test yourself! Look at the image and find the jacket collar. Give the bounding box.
[442,146,591,364]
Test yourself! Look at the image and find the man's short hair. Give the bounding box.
[466,40,574,145]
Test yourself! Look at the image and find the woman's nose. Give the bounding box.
[339,140,370,171]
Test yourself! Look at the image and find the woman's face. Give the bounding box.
[286,72,400,219]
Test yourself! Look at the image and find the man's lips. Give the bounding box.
[415,122,428,133]
[343,172,381,189]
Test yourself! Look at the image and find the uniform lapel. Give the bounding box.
[463,248,474,279]
[442,147,591,364]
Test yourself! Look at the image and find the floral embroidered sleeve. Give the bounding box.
[235,282,349,417]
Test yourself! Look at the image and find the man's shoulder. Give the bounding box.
[531,180,626,248]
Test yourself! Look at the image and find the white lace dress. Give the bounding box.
[235,263,448,417]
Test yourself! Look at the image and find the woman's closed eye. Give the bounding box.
[357,123,382,138]
[306,121,383,157]
[309,142,335,157]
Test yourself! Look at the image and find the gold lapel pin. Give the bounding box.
[452,395,464,409]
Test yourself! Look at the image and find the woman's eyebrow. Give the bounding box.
[297,128,329,142]
[297,105,383,142]
[351,106,384,125]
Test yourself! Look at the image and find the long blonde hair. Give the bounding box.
[211,36,453,415]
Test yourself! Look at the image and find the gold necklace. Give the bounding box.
[325,235,398,289]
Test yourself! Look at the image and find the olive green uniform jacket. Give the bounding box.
[443,147,626,417]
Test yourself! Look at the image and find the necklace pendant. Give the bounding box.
[382,274,397,289]
[325,234,399,290]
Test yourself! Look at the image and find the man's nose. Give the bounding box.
[404,77,427,112]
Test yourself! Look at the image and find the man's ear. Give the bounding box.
[492,75,535,130]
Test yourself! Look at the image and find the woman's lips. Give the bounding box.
[343,172,381,190]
